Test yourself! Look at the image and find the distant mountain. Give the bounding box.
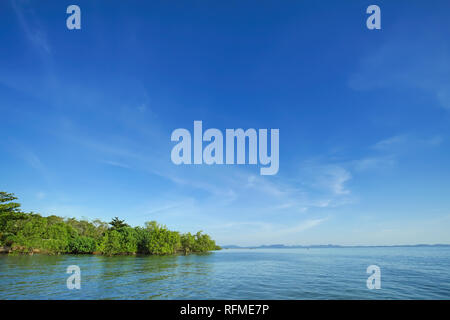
[220,244,450,249]
[220,244,343,249]
[257,244,287,249]
[221,245,242,249]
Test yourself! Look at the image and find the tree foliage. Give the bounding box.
[0,192,24,234]
[109,217,129,230]
[0,191,220,255]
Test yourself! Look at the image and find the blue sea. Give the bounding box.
[0,247,449,299]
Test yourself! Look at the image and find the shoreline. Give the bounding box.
[0,246,217,256]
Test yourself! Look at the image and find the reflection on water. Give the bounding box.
[1,248,449,299]
[0,253,215,299]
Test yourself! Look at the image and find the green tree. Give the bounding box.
[0,192,21,214]
[69,236,97,254]
[0,191,219,255]
[181,232,196,254]
[109,217,129,230]
[144,222,181,255]
[98,230,122,255]
[0,192,25,241]
[135,226,150,254]
[192,231,219,253]
[118,226,138,253]
[98,227,138,255]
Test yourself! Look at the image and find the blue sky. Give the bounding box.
[1,0,450,246]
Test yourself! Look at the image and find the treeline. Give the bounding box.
[0,192,220,255]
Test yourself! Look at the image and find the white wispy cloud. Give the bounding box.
[99,160,131,169]
[11,0,51,55]
[283,218,327,233]
[25,150,44,171]
[370,134,443,155]
[327,166,351,195]
[371,135,408,151]
[352,156,397,172]
[349,26,450,109]
[300,163,352,196]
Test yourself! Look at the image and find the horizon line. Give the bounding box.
[220,243,450,248]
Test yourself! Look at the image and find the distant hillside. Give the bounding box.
[221,244,450,249]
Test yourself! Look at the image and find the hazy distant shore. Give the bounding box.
[221,244,450,249]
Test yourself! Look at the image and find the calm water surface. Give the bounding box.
[1,247,449,299]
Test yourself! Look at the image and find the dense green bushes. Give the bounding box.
[69,236,97,253]
[0,191,220,255]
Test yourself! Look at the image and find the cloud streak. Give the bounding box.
[349,25,450,109]
[11,0,51,55]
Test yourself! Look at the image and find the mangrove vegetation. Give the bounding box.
[0,191,220,255]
